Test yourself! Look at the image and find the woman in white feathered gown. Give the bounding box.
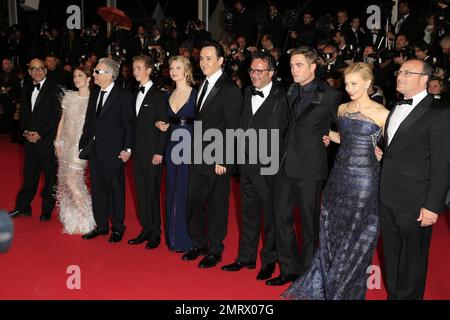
[54,67,96,234]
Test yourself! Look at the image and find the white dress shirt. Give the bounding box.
[387,89,428,145]
[135,80,153,115]
[96,82,115,112]
[31,78,46,112]
[395,13,409,35]
[197,69,223,111]
[251,82,273,115]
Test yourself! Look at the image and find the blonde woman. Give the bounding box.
[54,67,95,234]
[156,56,196,252]
[283,62,389,300]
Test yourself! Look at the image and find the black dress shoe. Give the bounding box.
[9,210,31,218]
[39,213,51,222]
[109,231,124,243]
[128,232,150,245]
[265,274,299,286]
[256,262,276,280]
[82,228,109,240]
[221,259,256,271]
[145,238,160,250]
[182,247,208,261]
[199,254,222,268]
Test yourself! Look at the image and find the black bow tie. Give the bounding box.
[397,98,413,106]
[251,87,264,98]
[33,83,41,91]
[139,86,145,94]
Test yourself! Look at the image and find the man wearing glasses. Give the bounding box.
[221,52,288,281]
[9,58,62,222]
[79,58,134,243]
[380,59,450,299]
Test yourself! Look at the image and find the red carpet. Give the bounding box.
[0,135,449,300]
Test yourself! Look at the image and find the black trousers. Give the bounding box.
[15,140,56,215]
[380,202,432,300]
[89,149,126,233]
[187,166,231,255]
[133,155,162,238]
[273,168,323,276]
[238,167,277,266]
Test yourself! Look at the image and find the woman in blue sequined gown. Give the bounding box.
[156,56,196,252]
[282,63,389,300]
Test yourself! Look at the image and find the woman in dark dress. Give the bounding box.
[156,56,196,252]
[282,62,389,300]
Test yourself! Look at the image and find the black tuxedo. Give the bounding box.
[236,84,288,266]
[15,79,62,215]
[395,14,424,44]
[274,79,341,276]
[380,95,450,300]
[347,28,367,51]
[188,72,243,255]
[133,85,168,240]
[79,84,134,233]
[127,35,150,60]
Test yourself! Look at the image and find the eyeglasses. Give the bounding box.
[94,69,111,75]
[29,67,46,72]
[394,70,429,77]
[248,68,269,75]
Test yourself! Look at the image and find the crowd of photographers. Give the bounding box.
[0,0,449,140]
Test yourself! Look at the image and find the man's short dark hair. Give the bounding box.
[290,46,318,64]
[251,51,276,71]
[201,41,225,59]
[414,40,429,52]
[262,33,273,42]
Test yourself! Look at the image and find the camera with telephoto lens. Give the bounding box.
[368,47,415,63]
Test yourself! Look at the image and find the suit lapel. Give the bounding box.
[295,89,325,122]
[387,95,432,150]
[137,85,155,118]
[252,85,276,118]
[384,106,396,148]
[198,75,224,116]
[98,84,119,120]
[32,81,50,113]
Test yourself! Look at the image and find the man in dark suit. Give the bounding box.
[127,55,168,249]
[79,58,134,243]
[233,0,257,46]
[182,41,243,268]
[221,52,288,280]
[266,47,341,286]
[379,59,450,300]
[127,26,150,61]
[9,58,61,221]
[387,0,424,45]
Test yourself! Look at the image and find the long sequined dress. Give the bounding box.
[282,112,382,300]
[55,91,96,234]
[164,89,196,251]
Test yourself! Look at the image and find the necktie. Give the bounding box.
[33,83,41,91]
[197,80,209,111]
[251,87,264,98]
[397,98,413,106]
[139,86,145,94]
[96,91,106,118]
[395,17,404,34]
